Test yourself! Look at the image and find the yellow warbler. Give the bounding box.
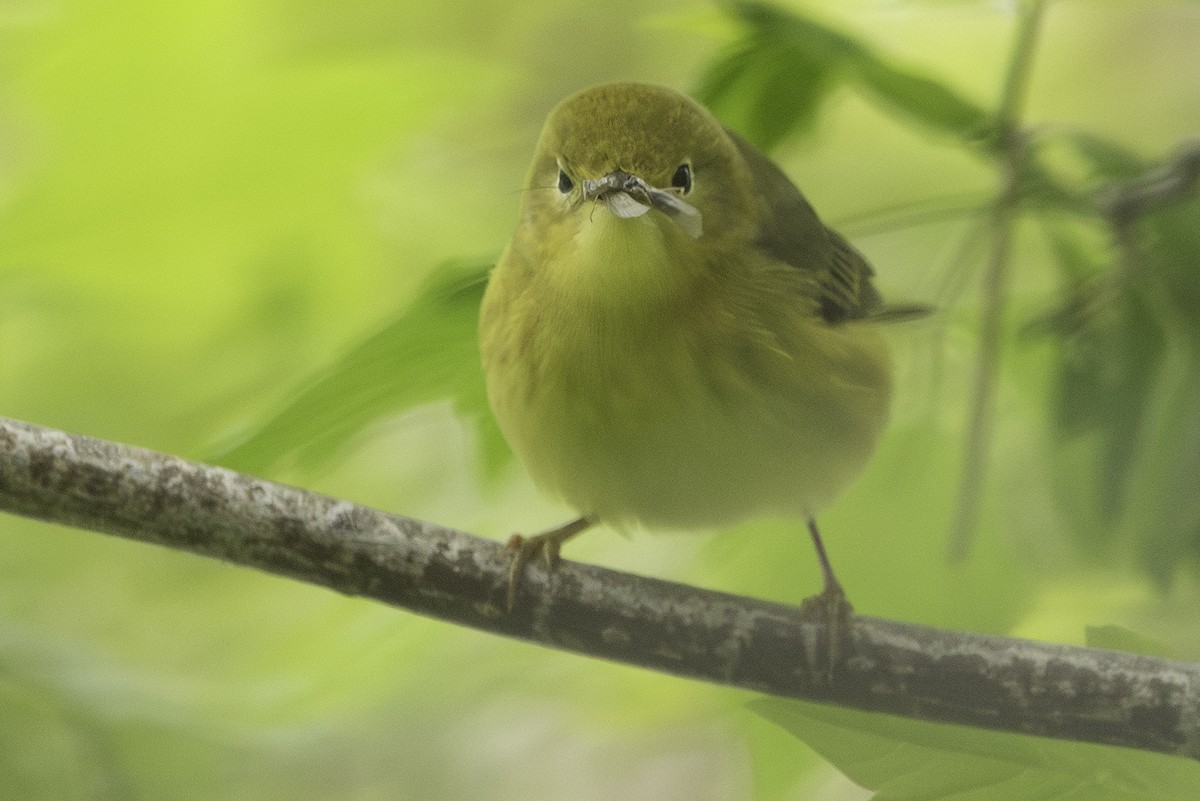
[480,82,920,619]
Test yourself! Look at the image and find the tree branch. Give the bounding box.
[1,416,1198,761]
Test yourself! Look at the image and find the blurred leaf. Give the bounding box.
[1062,133,1151,184]
[851,52,991,141]
[213,258,508,476]
[1106,154,1200,578]
[1126,362,1200,585]
[751,698,1200,801]
[697,25,839,149]
[1028,216,1165,528]
[1127,190,1200,577]
[1019,134,1153,219]
[699,2,989,150]
[1028,142,1200,574]
[1145,192,1200,345]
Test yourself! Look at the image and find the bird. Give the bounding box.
[479,81,923,645]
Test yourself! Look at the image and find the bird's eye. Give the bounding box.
[557,169,574,194]
[670,163,692,194]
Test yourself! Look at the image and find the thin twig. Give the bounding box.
[949,0,1049,562]
[2,416,1199,761]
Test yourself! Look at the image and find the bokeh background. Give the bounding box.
[2,1,1199,798]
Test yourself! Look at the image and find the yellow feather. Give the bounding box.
[480,83,893,532]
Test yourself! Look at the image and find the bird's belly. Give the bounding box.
[487,309,891,530]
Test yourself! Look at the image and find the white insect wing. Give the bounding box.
[646,188,703,239]
[604,191,652,219]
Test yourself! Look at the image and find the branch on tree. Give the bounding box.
[1,416,1198,761]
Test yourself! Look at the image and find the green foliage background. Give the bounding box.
[2,1,1199,798]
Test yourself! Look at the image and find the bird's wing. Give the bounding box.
[724,128,883,323]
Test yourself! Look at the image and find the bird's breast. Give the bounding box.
[480,218,891,529]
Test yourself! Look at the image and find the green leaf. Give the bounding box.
[751,698,1200,801]
[730,1,865,62]
[697,35,838,150]
[853,57,992,141]
[1029,218,1167,526]
[212,258,508,476]
[1061,133,1149,183]
[1126,359,1200,585]
[700,2,990,150]
[698,3,863,149]
[1145,192,1200,344]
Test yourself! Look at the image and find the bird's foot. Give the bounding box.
[503,516,594,611]
[799,517,855,679]
[799,579,855,680]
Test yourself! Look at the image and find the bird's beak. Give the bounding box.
[581,170,703,239]
[582,171,652,218]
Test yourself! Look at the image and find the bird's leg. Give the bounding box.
[504,516,596,611]
[798,517,855,677]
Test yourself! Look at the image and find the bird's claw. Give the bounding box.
[501,517,594,612]
[799,582,855,680]
[503,532,564,611]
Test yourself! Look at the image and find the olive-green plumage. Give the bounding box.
[480,82,892,534]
